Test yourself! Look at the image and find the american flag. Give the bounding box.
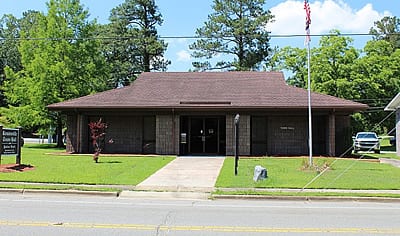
[304,0,311,44]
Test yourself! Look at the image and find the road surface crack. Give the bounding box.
[155,210,173,236]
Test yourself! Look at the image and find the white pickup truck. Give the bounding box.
[353,132,380,154]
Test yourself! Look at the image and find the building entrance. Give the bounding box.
[180,116,225,155]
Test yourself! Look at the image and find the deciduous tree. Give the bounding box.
[269,47,308,88]
[272,29,400,133]
[0,14,22,107]
[351,40,400,133]
[4,0,108,147]
[312,30,359,99]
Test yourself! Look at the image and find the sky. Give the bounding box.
[1,0,399,72]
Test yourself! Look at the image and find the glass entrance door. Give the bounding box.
[204,118,219,153]
[189,117,204,154]
[187,117,224,155]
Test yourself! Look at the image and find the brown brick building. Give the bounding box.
[48,72,367,156]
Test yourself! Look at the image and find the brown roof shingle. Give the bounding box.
[48,71,367,111]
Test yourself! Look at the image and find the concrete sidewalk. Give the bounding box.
[135,157,225,192]
[380,158,400,168]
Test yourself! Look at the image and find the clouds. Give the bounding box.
[268,0,391,35]
[165,38,192,62]
[166,0,393,71]
[176,50,192,62]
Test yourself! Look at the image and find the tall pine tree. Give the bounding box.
[189,0,274,71]
[101,0,170,87]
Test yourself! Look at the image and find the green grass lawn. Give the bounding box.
[361,152,399,160]
[216,157,400,190]
[0,144,174,186]
[380,135,397,154]
[2,144,399,194]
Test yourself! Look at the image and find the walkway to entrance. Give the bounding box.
[135,157,225,192]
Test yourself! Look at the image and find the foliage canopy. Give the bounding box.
[3,0,108,145]
[190,0,274,71]
[100,0,170,87]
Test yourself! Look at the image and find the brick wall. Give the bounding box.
[103,116,143,153]
[64,113,88,154]
[268,116,308,155]
[66,114,77,153]
[328,114,336,156]
[335,115,352,156]
[226,114,250,156]
[156,115,179,155]
[79,115,89,153]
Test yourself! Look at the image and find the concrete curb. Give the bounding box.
[23,189,119,197]
[134,185,214,192]
[1,187,400,202]
[0,188,24,194]
[120,191,211,200]
[0,188,119,197]
[215,187,400,194]
[212,194,400,202]
[1,182,400,202]
[0,181,135,191]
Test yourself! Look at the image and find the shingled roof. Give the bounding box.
[48,71,367,111]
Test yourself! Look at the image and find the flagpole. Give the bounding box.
[304,0,312,166]
[307,41,312,167]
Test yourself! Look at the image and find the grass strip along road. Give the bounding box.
[0,144,400,197]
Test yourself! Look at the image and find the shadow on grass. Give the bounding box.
[97,161,122,164]
[382,146,396,152]
[24,144,65,150]
[343,154,379,160]
[7,164,34,172]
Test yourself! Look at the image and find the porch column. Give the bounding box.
[239,115,251,155]
[226,116,234,155]
[328,113,336,156]
[156,115,179,155]
[66,114,77,153]
[226,114,250,156]
[77,114,88,153]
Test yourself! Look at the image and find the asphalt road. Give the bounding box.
[0,193,399,236]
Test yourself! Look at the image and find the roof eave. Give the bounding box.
[48,105,368,112]
[384,93,400,111]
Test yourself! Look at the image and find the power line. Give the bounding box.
[352,98,393,102]
[301,109,396,191]
[0,32,399,42]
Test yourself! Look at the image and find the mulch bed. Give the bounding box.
[0,164,35,173]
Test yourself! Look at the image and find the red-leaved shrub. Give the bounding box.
[88,118,108,163]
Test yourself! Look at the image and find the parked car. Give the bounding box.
[353,132,380,154]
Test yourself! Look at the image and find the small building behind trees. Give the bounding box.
[48,72,367,157]
[385,93,400,156]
